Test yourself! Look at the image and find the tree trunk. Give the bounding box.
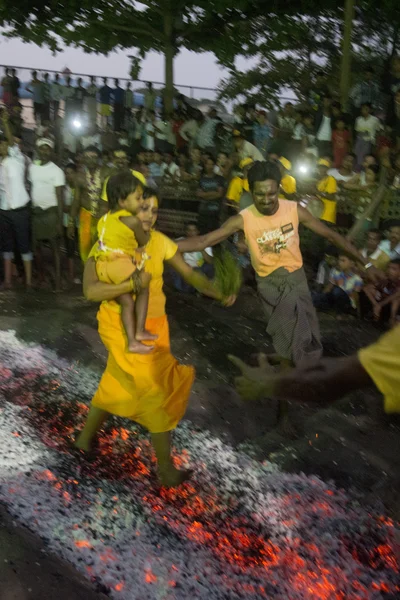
[340,0,355,109]
[163,10,174,116]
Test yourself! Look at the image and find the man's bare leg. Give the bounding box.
[23,259,32,288]
[74,406,109,451]
[151,431,191,487]
[3,258,13,289]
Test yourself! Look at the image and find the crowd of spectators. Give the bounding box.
[1,62,400,325]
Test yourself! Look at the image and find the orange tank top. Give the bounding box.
[240,200,303,277]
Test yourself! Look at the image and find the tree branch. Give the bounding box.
[94,19,162,39]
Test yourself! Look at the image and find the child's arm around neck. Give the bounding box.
[120,215,149,247]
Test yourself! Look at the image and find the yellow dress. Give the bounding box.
[91,230,195,433]
[358,326,400,414]
[94,209,141,285]
[317,176,338,223]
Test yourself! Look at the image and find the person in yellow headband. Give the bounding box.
[278,157,297,200]
[226,158,254,211]
[316,158,338,224]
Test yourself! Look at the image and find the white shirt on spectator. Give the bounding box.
[379,239,400,260]
[0,145,29,210]
[164,162,180,180]
[316,115,332,141]
[176,239,213,268]
[29,161,65,210]
[238,140,264,162]
[81,134,102,150]
[179,119,200,144]
[292,123,305,141]
[355,115,381,143]
[328,168,356,182]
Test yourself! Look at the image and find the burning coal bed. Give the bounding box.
[0,330,399,600]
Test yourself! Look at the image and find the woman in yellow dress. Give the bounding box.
[75,188,233,486]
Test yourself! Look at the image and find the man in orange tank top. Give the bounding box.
[178,161,383,368]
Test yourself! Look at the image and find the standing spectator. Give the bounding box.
[382,55,400,115]
[1,68,13,108]
[354,103,381,169]
[154,112,174,153]
[50,73,63,121]
[63,76,76,123]
[29,138,65,291]
[42,73,51,122]
[148,151,166,179]
[386,89,400,149]
[233,130,264,162]
[26,71,45,124]
[349,67,381,117]
[85,76,98,128]
[278,157,296,200]
[131,107,144,155]
[215,121,233,156]
[0,111,32,289]
[74,78,86,114]
[215,151,231,179]
[196,156,226,233]
[112,78,125,132]
[99,77,112,128]
[308,70,330,112]
[253,111,272,157]
[10,69,20,105]
[187,147,203,181]
[277,102,296,154]
[144,82,157,112]
[316,158,338,224]
[332,117,351,168]
[124,81,134,126]
[328,153,356,183]
[291,111,305,158]
[180,111,202,150]
[242,103,257,142]
[196,109,219,153]
[142,110,156,151]
[301,113,317,155]
[315,95,333,158]
[171,111,185,151]
[360,229,391,271]
[63,163,80,285]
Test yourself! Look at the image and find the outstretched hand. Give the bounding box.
[228,353,278,401]
[221,294,237,307]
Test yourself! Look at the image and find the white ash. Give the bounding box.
[0,330,399,600]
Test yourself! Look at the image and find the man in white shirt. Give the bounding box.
[233,130,264,162]
[29,138,65,291]
[328,153,356,183]
[162,152,180,182]
[315,95,333,157]
[0,112,32,288]
[379,222,400,261]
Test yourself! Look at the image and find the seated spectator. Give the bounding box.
[360,229,391,272]
[196,156,226,233]
[148,151,166,179]
[179,111,202,151]
[328,153,356,183]
[315,158,338,224]
[226,158,254,211]
[173,222,213,293]
[177,153,191,181]
[346,153,378,187]
[361,259,400,326]
[187,147,203,181]
[354,103,381,169]
[233,129,264,162]
[253,111,272,157]
[332,117,351,168]
[379,221,400,260]
[163,152,180,182]
[390,152,400,189]
[314,246,338,292]
[278,157,296,199]
[312,254,363,317]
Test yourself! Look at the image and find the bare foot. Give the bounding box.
[158,466,192,487]
[127,341,154,354]
[136,330,158,342]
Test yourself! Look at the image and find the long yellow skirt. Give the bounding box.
[91,303,195,433]
[79,208,99,263]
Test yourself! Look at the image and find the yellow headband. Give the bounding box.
[279,156,292,171]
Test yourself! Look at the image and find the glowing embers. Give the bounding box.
[1,331,400,599]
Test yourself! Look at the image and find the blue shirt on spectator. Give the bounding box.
[253,123,271,155]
